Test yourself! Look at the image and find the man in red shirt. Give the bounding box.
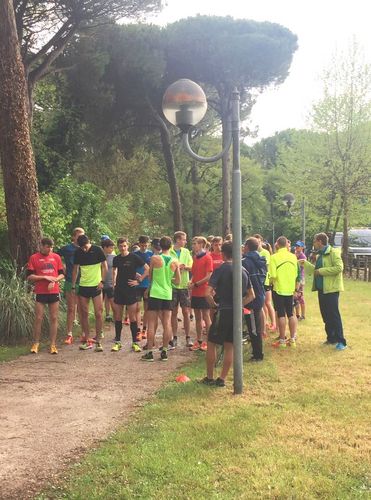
[27,238,65,354]
[210,236,224,270]
[189,236,213,351]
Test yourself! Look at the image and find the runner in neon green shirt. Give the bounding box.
[170,231,193,348]
[141,237,180,362]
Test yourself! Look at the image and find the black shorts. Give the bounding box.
[136,288,148,301]
[148,297,173,311]
[191,296,210,310]
[272,291,294,318]
[36,294,60,304]
[208,309,233,345]
[114,289,138,306]
[103,287,114,299]
[171,288,191,309]
[78,286,102,299]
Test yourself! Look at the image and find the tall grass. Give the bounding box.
[0,262,66,345]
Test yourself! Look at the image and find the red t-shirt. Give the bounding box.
[191,252,214,297]
[210,252,224,270]
[27,252,64,294]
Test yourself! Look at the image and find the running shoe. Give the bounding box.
[168,340,176,350]
[95,343,103,352]
[185,337,193,348]
[289,338,297,348]
[132,342,142,353]
[105,315,113,322]
[335,342,347,351]
[64,334,73,345]
[79,342,93,350]
[190,340,201,351]
[123,318,130,325]
[160,349,168,361]
[141,351,154,362]
[73,319,80,326]
[30,343,39,354]
[50,345,58,355]
[199,377,215,385]
[215,377,225,387]
[200,341,208,352]
[172,337,178,347]
[272,340,287,349]
[111,342,122,352]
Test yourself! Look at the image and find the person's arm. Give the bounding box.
[301,259,315,272]
[71,264,79,291]
[243,287,255,306]
[316,249,344,276]
[112,266,117,287]
[170,260,181,285]
[205,285,217,308]
[98,260,108,289]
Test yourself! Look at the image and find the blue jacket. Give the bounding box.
[242,251,266,309]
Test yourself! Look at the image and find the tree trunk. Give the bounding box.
[159,126,183,231]
[0,0,41,267]
[191,160,201,236]
[221,115,231,237]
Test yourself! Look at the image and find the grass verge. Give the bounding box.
[39,279,371,499]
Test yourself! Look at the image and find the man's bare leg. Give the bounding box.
[206,341,217,379]
[92,294,103,338]
[288,315,297,340]
[220,342,233,381]
[48,301,59,346]
[160,310,172,347]
[32,302,45,343]
[79,296,90,339]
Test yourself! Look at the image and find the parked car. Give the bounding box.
[334,228,371,264]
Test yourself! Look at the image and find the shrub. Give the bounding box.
[0,262,66,345]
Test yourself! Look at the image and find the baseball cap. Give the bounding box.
[295,241,305,247]
[101,234,110,241]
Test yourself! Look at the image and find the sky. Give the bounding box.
[148,0,371,141]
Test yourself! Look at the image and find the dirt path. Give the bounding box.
[0,324,193,499]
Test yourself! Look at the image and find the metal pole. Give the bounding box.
[302,197,306,245]
[231,88,243,395]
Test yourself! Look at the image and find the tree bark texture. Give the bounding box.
[342,197,349,267]
[191,160,201,236]
[0,0,41,266]
[159,126,184,231]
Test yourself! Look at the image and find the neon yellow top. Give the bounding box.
[270,248,299,296]
[259,248,271,286]
[170,247,193,289]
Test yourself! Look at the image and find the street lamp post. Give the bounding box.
[162,79,243,395]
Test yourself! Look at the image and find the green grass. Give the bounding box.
[0,345,30,362]
[40,279,371,499]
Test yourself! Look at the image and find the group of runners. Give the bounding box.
[27,226,346,385]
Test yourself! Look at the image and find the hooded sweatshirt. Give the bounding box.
[242,251,267,309]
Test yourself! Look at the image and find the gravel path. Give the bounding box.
[0,324,193,499]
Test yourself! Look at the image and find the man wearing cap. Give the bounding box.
[294,241,306,320]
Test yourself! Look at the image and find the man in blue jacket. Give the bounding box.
[242,237,267,361]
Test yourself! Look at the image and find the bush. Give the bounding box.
[0,263,66,345]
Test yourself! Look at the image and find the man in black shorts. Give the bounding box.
[27,238,65,354]
[270,236,300,348]
[72,235,107,352]
[112,238,149,353]
[203,241,251,387]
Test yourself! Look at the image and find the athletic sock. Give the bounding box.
[130,321,138,342]
[115,320,122,342]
